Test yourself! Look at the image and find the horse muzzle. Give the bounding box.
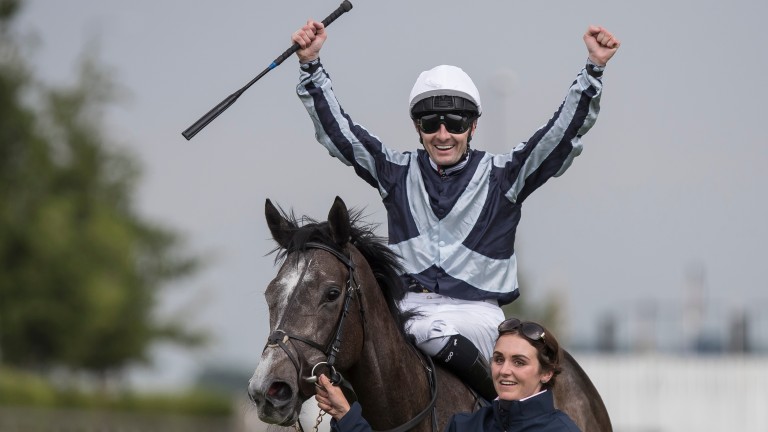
[248,348,314,426]
[248,376,300,425]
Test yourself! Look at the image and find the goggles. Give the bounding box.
[498,318,546,342]
[416,113,473,134]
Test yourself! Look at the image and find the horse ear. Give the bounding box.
[328,196,351,247]
[265,199,294,248]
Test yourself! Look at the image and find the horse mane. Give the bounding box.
[270,207,412,337]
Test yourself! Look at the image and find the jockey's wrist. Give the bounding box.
[300,57,321,74]
[586,57,605,78]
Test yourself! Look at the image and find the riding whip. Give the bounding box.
[181,1,353,140]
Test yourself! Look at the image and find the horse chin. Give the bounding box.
[257,402,301,427]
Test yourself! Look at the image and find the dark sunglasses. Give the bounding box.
[416,113,473,134]
[498,318,546,342]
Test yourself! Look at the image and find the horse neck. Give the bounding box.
[345,264,434,429]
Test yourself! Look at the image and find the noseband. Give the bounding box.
[264,241,365,390]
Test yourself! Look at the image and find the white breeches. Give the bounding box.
[399,292,505,360]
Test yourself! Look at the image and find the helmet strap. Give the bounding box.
[465,117,477,149]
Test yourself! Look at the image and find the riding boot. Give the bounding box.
[433,334,497,402]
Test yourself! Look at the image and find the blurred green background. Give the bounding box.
[0,0,243,429]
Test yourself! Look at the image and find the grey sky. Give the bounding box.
[16,0,768,387]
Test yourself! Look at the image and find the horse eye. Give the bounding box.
[326,287,342,302]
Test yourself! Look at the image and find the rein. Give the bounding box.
[265,241,437,432]
[374,353,438,432]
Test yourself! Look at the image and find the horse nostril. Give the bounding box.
[266,381,293,402]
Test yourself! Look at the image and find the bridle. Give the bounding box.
[264,242,363,393]
[263,241,438,432]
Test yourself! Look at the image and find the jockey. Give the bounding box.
[290,22,620,401]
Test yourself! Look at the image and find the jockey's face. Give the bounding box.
[491,334,554,401]
[415,118,477,167]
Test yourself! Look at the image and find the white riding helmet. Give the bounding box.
[408,65,482,119]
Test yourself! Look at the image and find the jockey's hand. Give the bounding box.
[292,19,326,64]
[584,25,620,66]
[315,374,350,421]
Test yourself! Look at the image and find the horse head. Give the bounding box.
[248,197,371,426]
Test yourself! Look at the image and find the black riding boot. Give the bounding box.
[434,334,497,402]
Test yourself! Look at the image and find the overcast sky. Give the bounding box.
[15,0,768,388]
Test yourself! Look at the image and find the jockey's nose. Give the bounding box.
[436,123,451,138]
